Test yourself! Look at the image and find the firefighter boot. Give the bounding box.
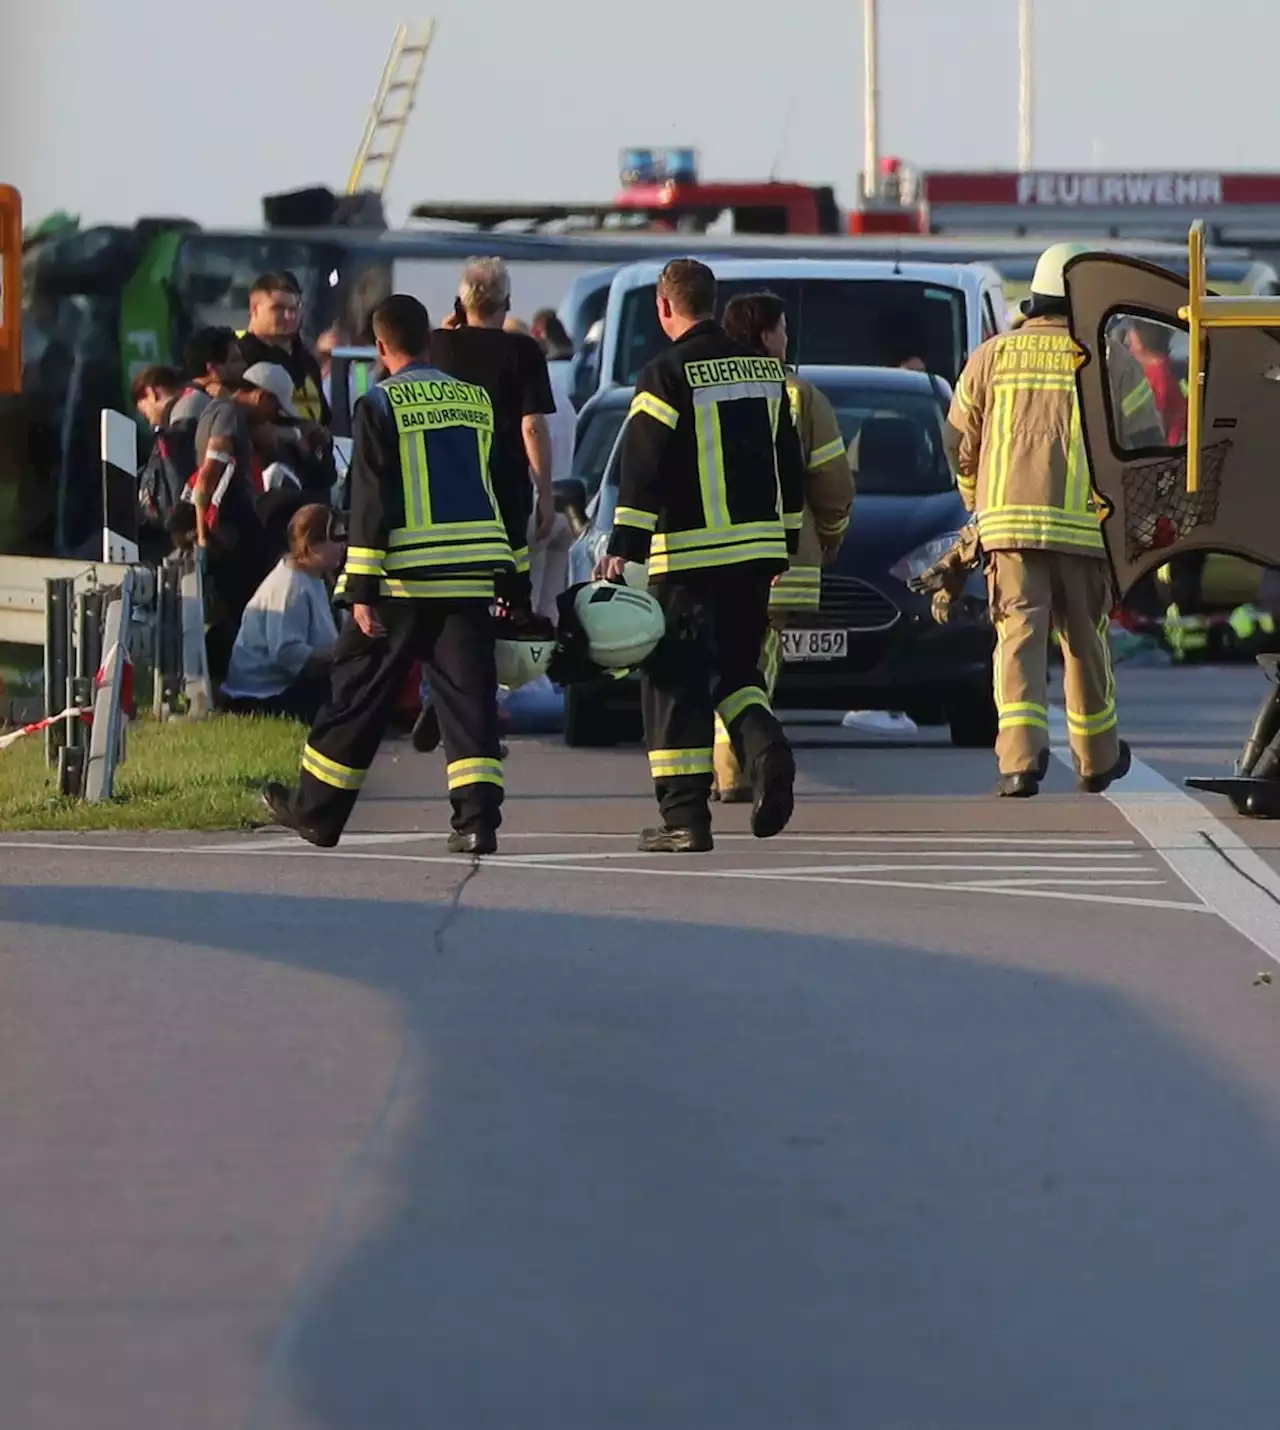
[750,744,796,839]
[996,749,1051,799]
[446,829,499,856]
[638,825,715,854]
[260,782,339,849]
[1078,740,1132,794]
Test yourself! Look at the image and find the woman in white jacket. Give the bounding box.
[218,504,344,721]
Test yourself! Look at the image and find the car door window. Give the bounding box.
[982,292,999,340]
[1101,313,1187,454]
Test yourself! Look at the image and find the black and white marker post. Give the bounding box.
[100,409,139,564]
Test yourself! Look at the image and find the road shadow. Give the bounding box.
[8,884,1280,1428]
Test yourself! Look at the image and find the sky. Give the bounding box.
[3,0,1278,231]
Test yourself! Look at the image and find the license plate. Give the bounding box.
[781,628,847,662]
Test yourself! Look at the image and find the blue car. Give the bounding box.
[555,366,995,749]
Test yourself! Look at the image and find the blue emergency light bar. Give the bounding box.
[619,147,700,187]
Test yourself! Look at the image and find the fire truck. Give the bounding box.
[409,147,923,238]
[895,169,1280,271]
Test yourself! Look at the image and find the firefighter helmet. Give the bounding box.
[494,634,556,690]
[1023,241,1092,313]
[572,581,666,669]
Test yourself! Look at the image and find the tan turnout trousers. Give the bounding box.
[989,550,1119,778]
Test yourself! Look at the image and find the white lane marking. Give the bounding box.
[1050,712,1280,960]
[959,877,1166,888]
[489,848,1144,866]
[0,837,1194,912]
[192,847,1203,913]
[687,862,1154,875]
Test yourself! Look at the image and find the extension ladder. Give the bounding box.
[346,21,436,197]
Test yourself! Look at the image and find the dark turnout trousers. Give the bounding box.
[643,567,790,829]
[988,549,1120,779]
[295,600,503,844]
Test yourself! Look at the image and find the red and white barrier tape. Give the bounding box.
[0,641,134,751]
[0,707,93,751]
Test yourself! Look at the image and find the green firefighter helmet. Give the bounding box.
[573,581,666,669]
[494,633,556,690]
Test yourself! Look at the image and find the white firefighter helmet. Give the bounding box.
[621,561,648,590]
[494,634,556,690]
[1022,241,1092,312]
[573,581,666,669]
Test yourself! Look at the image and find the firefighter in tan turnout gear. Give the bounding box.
[713,291,854,801]
[947,242,1158,797]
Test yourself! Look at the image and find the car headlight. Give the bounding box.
[889,531,964,585]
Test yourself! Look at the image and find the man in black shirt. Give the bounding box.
[236,271,330,427]
[430,257,556,548]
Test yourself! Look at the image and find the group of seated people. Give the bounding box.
[129,269,358,721]
[131,262,580,727]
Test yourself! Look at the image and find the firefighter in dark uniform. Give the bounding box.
[594,259,806,853]
[261,295,531,856]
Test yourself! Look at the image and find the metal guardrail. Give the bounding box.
[0,555,135,647]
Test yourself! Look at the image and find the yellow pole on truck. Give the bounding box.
[0,185,21,395]
[1180,218,1280,493]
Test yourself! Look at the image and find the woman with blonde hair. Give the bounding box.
[218,503,344,721]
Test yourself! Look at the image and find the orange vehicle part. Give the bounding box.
[0,185,20,395]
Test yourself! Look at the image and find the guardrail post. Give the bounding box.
[43,576,71,767]
[84,572,133,802]
[181,551,212,719]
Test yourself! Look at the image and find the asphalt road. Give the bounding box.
[4,663,1280,1428]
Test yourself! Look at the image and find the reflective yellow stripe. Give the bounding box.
[808,437,847,469]
[614,506,658,532]
[648,747,714,779]
[301,744,366,792]
[384,543,515,572]
[997,699,1050,732]
[511,546,530,575]
[977,505,1104,550]
[1064,398,1088,516]
[389,521,506,547]
[478,427,497,512]
[991,374,1075,391]
[954,371,975,412]
[717,685,770,726]
[761,626,782,698]
[629,392,679,429]
[400,426,430,530]
[379,577,495,599]
[767,395,781,439]
[344,546,385,576]
[998,714,1051,731]
[649,540,788,576]
[1123,377,1154,417]
[770,566,821,610]
[782,511,803,531]
[988,384,1013,511]
[1066,703,1118,735]
[653,520,786,552]
[447,757,504,791]
[694,401,729,529]
[813,514,849,538]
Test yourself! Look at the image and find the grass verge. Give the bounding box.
[0,715,305,831]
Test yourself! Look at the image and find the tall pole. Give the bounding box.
[863,0,880,200]
[1018,0,1034,171]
